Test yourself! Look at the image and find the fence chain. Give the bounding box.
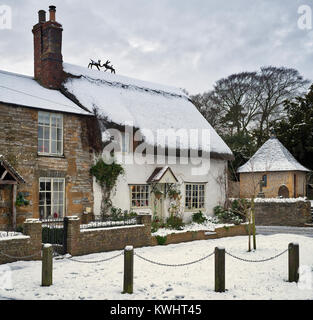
[0,250,42,260]
[65,251,124,264]
[134,251,215,267]
[225,248,289,263]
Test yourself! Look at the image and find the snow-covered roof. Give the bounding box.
[0,69,90,115]
[146,166,178,183]
[237,137,310,173]
[63,63,233,157]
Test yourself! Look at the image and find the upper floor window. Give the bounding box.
[38,112,63,156]
[185,183,205,210]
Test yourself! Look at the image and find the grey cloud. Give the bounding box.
[0,0,312,94]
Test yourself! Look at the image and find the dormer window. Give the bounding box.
[38,112,63,156]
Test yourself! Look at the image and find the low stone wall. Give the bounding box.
[254,200,311,226]
[0,219,42,265]
[151,224,250,246]
[66,214,152,256]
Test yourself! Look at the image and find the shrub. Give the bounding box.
[155,235,167,245]
[192,211,207,224]
[166,214,184,230]
[213,205,244,225]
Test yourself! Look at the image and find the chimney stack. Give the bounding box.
[32,5,64,89]
[38,10,46,23]
[49,5,56,21]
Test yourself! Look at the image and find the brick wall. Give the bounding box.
[254,200,311,226]
[0,103,94,229]
[66,214,152,256]
[0,219,42,264]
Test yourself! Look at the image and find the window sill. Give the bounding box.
[37,153,65,159]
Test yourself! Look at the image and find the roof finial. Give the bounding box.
[270,129,276,139]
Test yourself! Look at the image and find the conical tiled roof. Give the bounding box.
[237,137,310,173]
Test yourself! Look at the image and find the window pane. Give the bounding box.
[57,128,62,141]
[38,126,43,139]
[57,141,62,154]
[51,141,57,154]
[44,140,49,153]
[44,127,50,140]
[51,128,57,140]
[38,139,44,153]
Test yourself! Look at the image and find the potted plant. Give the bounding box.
[168,187,180,200]
[154,189,163,200]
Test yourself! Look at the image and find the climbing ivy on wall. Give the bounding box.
[90,158,124,215]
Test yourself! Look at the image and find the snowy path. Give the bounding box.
[256,226,313,237]
[0,234,312,300]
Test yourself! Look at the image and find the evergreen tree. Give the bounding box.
[274,85,313,171]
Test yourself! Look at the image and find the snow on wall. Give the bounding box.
[0,70,90,115]
[63,63,233,155]
[238,137,310,173]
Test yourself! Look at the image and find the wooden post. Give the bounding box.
[63,217,69,255]
[12,184,17,231]
[42,244,53,286]
[288,243,299,283]
[215,247,225,292]
[123,245,134,294]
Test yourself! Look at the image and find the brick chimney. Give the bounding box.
[32,6,64,89]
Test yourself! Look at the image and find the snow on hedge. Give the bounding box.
[63,63,233,155]
[0,234,312,300]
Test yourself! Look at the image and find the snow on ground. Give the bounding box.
[0,234,312,300]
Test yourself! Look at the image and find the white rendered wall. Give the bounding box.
[93,153,228,222]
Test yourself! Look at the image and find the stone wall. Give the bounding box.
[0,219,42,264]
[239,171,307,199]
[254,200,311,226]
[0,103,94,229]
[66,214,152,256]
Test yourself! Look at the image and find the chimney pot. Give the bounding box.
[49,5,56,21]
[38,10,46,23]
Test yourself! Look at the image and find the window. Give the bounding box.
[185,184,205,210]
[130,185,150,207]
[39,178,65,219]
[262,175,267,187]
[38,112,63,155]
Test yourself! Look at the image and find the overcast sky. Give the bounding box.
[1,0,313,94]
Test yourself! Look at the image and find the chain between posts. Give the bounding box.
[134,251,215,267]
[0,250,42,260]
[225,248,289,263]
[64,251,124,264]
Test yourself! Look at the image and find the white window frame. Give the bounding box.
[38,111,63,156]
[130,184,150,208]
[185,183,205,210]
[39,177,65,219]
